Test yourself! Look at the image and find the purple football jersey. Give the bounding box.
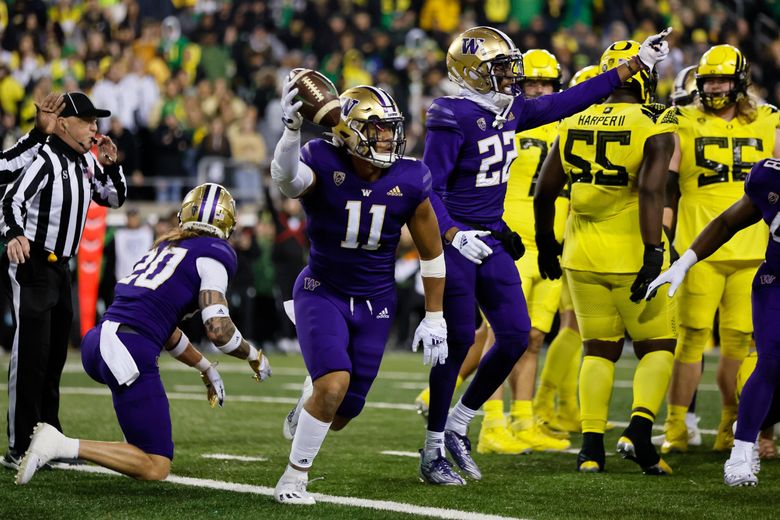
[300,139,431,297]
[424,69,622,232]
[103,236,238,346]
[745,158,780,273]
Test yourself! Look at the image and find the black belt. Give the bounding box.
[117,324,140,335]
[28,242,70,265]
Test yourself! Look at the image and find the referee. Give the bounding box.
[1,92,126,468]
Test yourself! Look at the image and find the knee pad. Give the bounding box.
[335,390,366,419]
[674,327,711,363]
[720,328,751,361]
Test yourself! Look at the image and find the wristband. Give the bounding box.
[201,304,229,323]
[247,344,259,362]
[216,330,242,354]
[194,357,211,372]
[167,332,189,358]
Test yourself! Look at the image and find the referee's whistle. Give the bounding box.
[47,252,58,263]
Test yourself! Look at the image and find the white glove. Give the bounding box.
[200,364,225,408]
[452,230,493,264]
[249,351,272,382]
[281,80,303,131]
[638,27,672,70]
[412,312,448,366]
[645,249,698,300]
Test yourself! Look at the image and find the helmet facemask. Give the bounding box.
[696,76,745,111]
[347,116,406,168]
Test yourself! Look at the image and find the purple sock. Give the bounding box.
[735,354,780,442]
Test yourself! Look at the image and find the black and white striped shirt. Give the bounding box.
[2,135,127,259]
[0,128,48,185]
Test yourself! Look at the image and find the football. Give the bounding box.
[288,68,341,127]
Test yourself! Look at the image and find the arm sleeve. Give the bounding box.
[89,153,127,208]
[196,257,229,293]
[0,127,47,186]
[270,128,314,198]
[2,154,51,239]
[517,68,623,129]
[423,101,464,235]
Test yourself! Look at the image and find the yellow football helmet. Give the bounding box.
[332,85,405,168]
[600,40,657,103]
[671,65,698,106]
[521,49,561,90]
[446,26,522,98]
[695,44,749,110]
[178,183,236,239]
[568,65,600,88]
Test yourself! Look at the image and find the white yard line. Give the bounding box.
[54,464,524,520]
[201,453,268,462]
[380,450,420,458]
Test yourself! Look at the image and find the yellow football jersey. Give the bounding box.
[558,103,676,273]
[504,121,568,249]
[675,104,778,262]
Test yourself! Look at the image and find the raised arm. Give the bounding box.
[270,78,315,198]
[89,136,127,208]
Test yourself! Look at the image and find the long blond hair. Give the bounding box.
[697,93,758,124]
[152,228,207,248]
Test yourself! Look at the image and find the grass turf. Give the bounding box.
[0,349,776,519]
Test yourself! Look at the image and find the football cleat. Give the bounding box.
[419,448,466,485]
[724,454,758,487]
[274,471,316,505]
[444,430,481,480]
[531,385,555,425]
[510,421,571,451]
[713,414,737,452]
[577,433,605,473]
[1,450,21,471]
[16,423,69,485]
[617,435,672,475]
[283,376,313,441]
[659,417,689,454]
[477,416,532,455]
[414,387,430,421]
[687,415,702,446]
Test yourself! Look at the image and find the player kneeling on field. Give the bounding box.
[15,184,271,485]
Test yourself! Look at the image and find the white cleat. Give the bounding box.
[16,423,68,485]
[723,455,758,487]
[283,376,313,441]
[687,416,702,447]
[274,472,316,505]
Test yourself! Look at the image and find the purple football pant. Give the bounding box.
[427,242,531,432]
[735,267,780,443]
[293,267,397,419]
[81,324,173,459]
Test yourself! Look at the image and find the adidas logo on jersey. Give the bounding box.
[387,186,403,197]
[376,307,390,319]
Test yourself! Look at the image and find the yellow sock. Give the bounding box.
[559,331,583,403]
[455,374,464,391]
[631,351,674,422]
[667,404,688,423]
[721,404,738,423]
[579,356,615,433]
[736,351,758,400]
[510,400,533,428]
[538,327,581,392]
[483,399,505,428]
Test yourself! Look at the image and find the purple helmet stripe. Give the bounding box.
[197,184,212,221]
[207,185,222,223]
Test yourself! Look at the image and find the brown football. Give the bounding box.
[288,68,341,127]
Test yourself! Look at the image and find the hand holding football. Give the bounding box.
[287,68,341,127]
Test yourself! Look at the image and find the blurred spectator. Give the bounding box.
[227,221,261,342]
[228,108,267,166]
[197,117,231,163]
[99,207,154,306]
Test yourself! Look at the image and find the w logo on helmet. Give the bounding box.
[461,38,485,55]
[341,98,359,117]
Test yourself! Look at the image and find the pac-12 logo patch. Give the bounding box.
[333,171,346,186]
[768,192,779,204]
[477,117,486,131]
[303,277,320,291]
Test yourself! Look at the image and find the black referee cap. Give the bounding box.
[60,92,111,118]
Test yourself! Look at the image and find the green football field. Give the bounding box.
[0,348,776,520]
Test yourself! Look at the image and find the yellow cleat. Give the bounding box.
[578,460,602,473]
[537,421,570,440]
[713,422,736,452]
[414,387,430,421]
[660,417,689,454]
[510,421,571,451]
[477,422,533,455]
[532,386,556,425]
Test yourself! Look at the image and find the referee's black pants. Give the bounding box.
[1,248,72,454]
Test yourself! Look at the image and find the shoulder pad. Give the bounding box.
[640,103,669,123]
[202,239,238,279]
[426,99,460,130]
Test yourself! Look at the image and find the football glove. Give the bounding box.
[200,364,225,408]
[412,313,448,366]
[536,231,563,280]
[631,244,665,302]
[249,351,272,382]
[452,230,493,264]
[281,80,303,131]
[638,27,672,70]
[645,249,698,300]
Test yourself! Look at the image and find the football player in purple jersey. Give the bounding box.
[271,82,447,504]
[15,184,271,485]
[646,158,780,487]
[419,25,673,484]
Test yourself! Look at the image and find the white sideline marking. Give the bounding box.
[202,453,268,462]
[610,421,718,436]
[55,464,523,520]
[380,450,419,458]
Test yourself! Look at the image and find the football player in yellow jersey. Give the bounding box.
[659,45,780,454]
[533,64,600,435]
[534,40,677,474]
[476,49,570,453]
